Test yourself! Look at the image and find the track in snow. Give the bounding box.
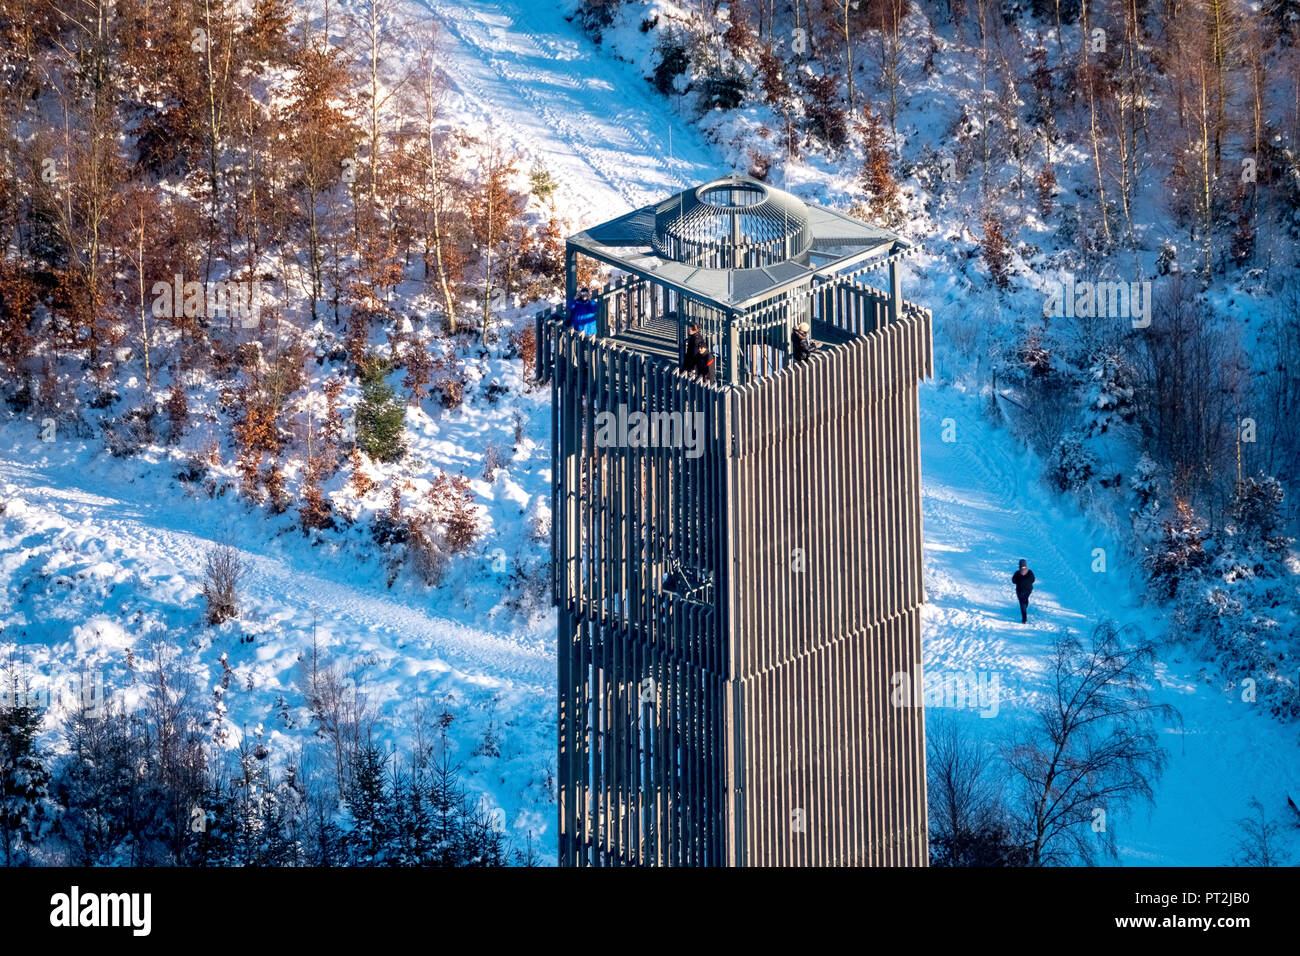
[0,458,551,689]
[918,385,1300,864]
[421,0,717,226]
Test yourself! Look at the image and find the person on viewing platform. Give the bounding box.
[568,287,599,335]
[695,342,715,384]
[682,318,705,375]
[792,321,817,363]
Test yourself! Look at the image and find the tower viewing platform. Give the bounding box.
[538,174,925,385]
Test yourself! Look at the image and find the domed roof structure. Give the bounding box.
[569,173,910,309]
[652,177,814,270]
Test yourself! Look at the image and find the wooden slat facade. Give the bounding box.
[541,266,933,868]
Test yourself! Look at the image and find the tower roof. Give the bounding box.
[568,173,911,310]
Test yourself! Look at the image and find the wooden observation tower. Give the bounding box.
[535,174,933,866]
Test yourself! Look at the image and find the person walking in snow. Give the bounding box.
[568,286,599,335]
[1012,559,1035,623]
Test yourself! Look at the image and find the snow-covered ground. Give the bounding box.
[0,346,561,854]
[920,384,1300,864]
[422,0,718,225]
[2,0,1296,866]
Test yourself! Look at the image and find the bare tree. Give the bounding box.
[296,631,374,797]
[1079,0,1111,247]
[1004,621,1178,866]
[1133,274,1243,516]
[928,716,1027,865]
[1258,289,1300,531]
[202,541,245,625]
[1230,797,1291,866]
[824,0,860,114]
[413,32,460,333]
[144,643,207,863]
[868,0,909,136]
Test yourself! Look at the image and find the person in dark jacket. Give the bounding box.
[568,287,599,335]
[791,321,816,363]
[1012,559,1035,623]
[695,342,715,383]
[681,319,704,375]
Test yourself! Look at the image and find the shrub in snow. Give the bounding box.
[747,146,773,180]
[1132,452,1160,515]
[1003,326,1079,453]
[348,447,377,498]
[0,699,54,865]
[89,388,119,409]
[372,475,478,586]
[857,107,903,228]
[1182,583,1299,722]
[697,59,747,112]
[1146,498,1209,599]
[165,381,187,443]
[798,72,848,150]
[372,484,410,548]
[482,443,504,482]
[406,521,448,586]
[1146,475,1299,722]
[1226,474,1290,566]
[101,406,155,457]
[651,28,690,97]
[1047,433,1097,492]
[721,6,757,61]
[299,457,335,534]
[980,213,1013,290]
[262,460,290,514]
[4,375,32,413]
[1155,240,1178,275]
[528,159,558,204]
[433,472,480,555]
[474,720,501,758]
[756,43,791,104]
[577,0,619,39]
[401,333,435,405]
[355,357,406,463]
[432,350,468,410]
[528,497,552,542]
[1086,347,1137,435]
[503,557,551,622]
[202,543,244,625]
[520,214,568,290]
[509,324,537,385]
[1007,326,1055,382]
[1036,162,1056,217]
[233,390,281,500]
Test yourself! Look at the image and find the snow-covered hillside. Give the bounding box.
[1,0,1297,866]
[1,343,560,857]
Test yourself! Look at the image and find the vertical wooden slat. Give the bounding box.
[550,253,931,868]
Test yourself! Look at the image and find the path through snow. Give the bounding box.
[920,385,1300,865]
